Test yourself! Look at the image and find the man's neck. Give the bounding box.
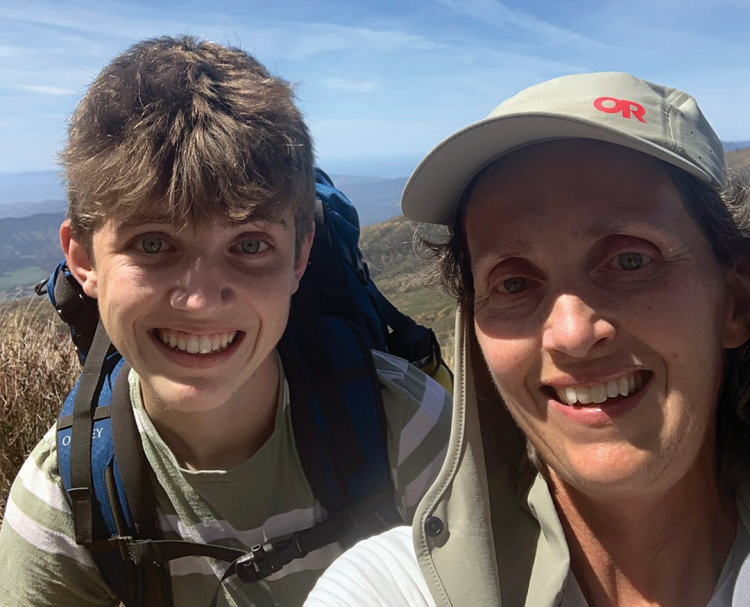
[550,454,737,607]
[141,353,281,470]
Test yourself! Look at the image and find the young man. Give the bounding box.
[0,36,451,607]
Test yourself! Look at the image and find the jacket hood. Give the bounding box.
[412,304,570,607]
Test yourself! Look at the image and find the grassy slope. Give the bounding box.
[359,215,457,364]
[728,148,750,173]
[0,299,78,517]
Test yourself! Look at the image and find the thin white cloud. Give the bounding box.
[1,1,441,62]
[247,22,441,61]
[323,77,378,93]
[435,0,603,48]
[13,84,75,96]
[0,0,192,40]
[0,45,25,57]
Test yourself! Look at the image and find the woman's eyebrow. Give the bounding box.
[584,219,670,240]
[472,239,532,268]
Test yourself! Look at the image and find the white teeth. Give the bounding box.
[156,329,238,355]
[591,384,607,404]
[618,376,629,397]
[606,379,619,398]
[199,336,212,354]
[554,372,645,407]
[186,335,200,354]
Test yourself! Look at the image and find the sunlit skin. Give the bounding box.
[465,140,750,606]
[62,211,313,470]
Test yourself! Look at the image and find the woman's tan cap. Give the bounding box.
[401,72,725,226]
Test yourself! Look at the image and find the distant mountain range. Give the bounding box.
[1,141,748,298]
[724,141,750,153]
[0,170,406,226]
[2,139,748,221]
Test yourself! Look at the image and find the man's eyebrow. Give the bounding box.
[234,216,290,231]
[112,214,291,233]
[112,216,172,234]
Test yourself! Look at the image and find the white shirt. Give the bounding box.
[305,524,750,607]
[303,526,436,607]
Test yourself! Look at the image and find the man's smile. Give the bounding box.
[151,328,240,355]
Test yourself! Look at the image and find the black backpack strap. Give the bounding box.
[206,515,352,607]
[108,360,172,607]
[111,362,158,539]
[68,318,114,545]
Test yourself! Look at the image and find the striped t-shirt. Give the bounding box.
[0,350,451,607]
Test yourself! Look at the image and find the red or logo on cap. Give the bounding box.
[593,97,647,123]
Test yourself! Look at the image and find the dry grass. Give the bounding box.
[0,298,78,519]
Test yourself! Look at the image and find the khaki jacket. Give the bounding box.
[412,305,750,607]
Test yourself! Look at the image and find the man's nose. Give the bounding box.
[541,293,615,358]
[169,257,234,312]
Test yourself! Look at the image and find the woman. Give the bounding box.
[305,72,750,606]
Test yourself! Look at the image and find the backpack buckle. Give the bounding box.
[352,250,369,285]
[234,536,306,583]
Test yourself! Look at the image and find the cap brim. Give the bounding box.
[401,113,714,225]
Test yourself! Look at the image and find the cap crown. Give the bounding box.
[492,72,723,186]
[402,72,724,225]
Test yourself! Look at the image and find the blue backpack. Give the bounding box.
[37,168,452,607]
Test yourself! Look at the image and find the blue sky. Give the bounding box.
[1,0,748,177]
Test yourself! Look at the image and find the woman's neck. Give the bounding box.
[549,451,737,607]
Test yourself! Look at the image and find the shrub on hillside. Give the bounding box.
[0,301,78,517]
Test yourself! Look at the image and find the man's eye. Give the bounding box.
[240,238,269,254]
[140,236,163,254]
[617,252,650,271]
[502,277,527,294]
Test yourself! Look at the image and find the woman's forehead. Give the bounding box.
[463,141,702,258]
[467,141,677,220]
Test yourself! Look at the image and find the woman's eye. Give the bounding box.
[240,238,269,254]
[502,277,528,294]
[140,236,163,254]
[617,252,651,271]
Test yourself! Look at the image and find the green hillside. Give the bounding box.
[359,215,456,361]
[0,212,65,297]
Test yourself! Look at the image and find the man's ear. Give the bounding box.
[292,224,315,286]
[61,219,99,299]
[722,258,750,349]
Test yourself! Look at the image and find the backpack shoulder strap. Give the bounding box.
[57,321,171,607]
